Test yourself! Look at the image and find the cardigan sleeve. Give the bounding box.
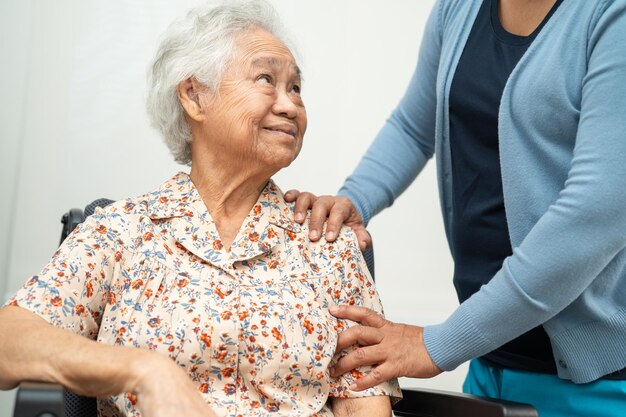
[423,0,626,380]
[337,0,442,225]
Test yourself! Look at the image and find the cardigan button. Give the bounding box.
[558,359,567,369]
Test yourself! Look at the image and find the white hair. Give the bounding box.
[146,0,292,165]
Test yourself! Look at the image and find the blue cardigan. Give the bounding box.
[338,0,626,383]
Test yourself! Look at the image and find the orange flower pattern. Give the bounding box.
[8,172,400,416]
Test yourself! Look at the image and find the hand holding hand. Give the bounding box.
[284,190,371,250]
[329,305,442,391]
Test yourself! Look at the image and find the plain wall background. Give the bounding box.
[0,1,467,414]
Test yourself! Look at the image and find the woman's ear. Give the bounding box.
[177,78,208,122]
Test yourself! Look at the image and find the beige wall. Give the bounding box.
[0,1,466,415]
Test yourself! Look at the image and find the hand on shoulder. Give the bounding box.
[284,190,371,250]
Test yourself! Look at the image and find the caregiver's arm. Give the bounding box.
[423,0,626,375]
[333,2,626,389]
[332,0,626,389]
[286,0,443,242]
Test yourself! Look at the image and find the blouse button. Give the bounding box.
[216,284,233,297]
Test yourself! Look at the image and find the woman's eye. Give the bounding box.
[257,74,273,84]
[291,84,301,94]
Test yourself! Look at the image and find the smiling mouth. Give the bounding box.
[264,125,297,138]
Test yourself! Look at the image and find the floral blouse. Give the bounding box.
[8,172,401,417]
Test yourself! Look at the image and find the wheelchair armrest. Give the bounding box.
[14,382,64,417]
[393,387,538,417]
[14,382,98,417]
[15,384,537,417]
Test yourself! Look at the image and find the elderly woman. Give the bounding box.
[0,2,400,416]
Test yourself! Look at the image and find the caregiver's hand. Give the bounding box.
[283,190,371,250]
[328,305,442,390]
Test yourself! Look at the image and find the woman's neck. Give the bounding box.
[498,0,558,36]
[189,163,270,250]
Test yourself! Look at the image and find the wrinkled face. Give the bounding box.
[200,28,306,174]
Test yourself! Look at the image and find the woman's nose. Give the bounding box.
[272,89,298,118]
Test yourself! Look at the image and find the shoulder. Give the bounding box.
[438,0,479,16]
[590,0,626,15]
[88,195,151,228]
[273,196,359,251]
[74,196,149,252]
[297,210,362,258]
[587,0,626,33]
[80,175,181,249]
[437,0,481,29]
[88,171,192,224]
[268,183,360,248]
[551,0,626,36]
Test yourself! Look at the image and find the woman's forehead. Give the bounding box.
[251,56,301,77]
[234,29,299,72]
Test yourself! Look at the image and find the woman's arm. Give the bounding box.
[332,396,392,417]
[0,305,142,394]
[325,224,403,398]
[0,209,216,416]
[0,305,216,417]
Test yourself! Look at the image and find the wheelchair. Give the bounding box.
[12,199,537,417]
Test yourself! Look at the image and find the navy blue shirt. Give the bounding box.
[449,0,562,374]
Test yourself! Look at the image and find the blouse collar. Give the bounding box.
[143,172,302,266]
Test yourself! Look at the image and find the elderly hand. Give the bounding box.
[328,305,442,390]
[284,190,371,250]
[132,352,218,417]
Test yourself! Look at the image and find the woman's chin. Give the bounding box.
[263,145,300,167]
[276,156,298,169]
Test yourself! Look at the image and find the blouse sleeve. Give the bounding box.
[327,227,402,402]
[6,209,120,339]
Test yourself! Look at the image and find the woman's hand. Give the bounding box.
[328,305,442,390]
[131,352,217,417]
[332,395,392,417]
[284,190,371,250]
[0,306,216,417]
